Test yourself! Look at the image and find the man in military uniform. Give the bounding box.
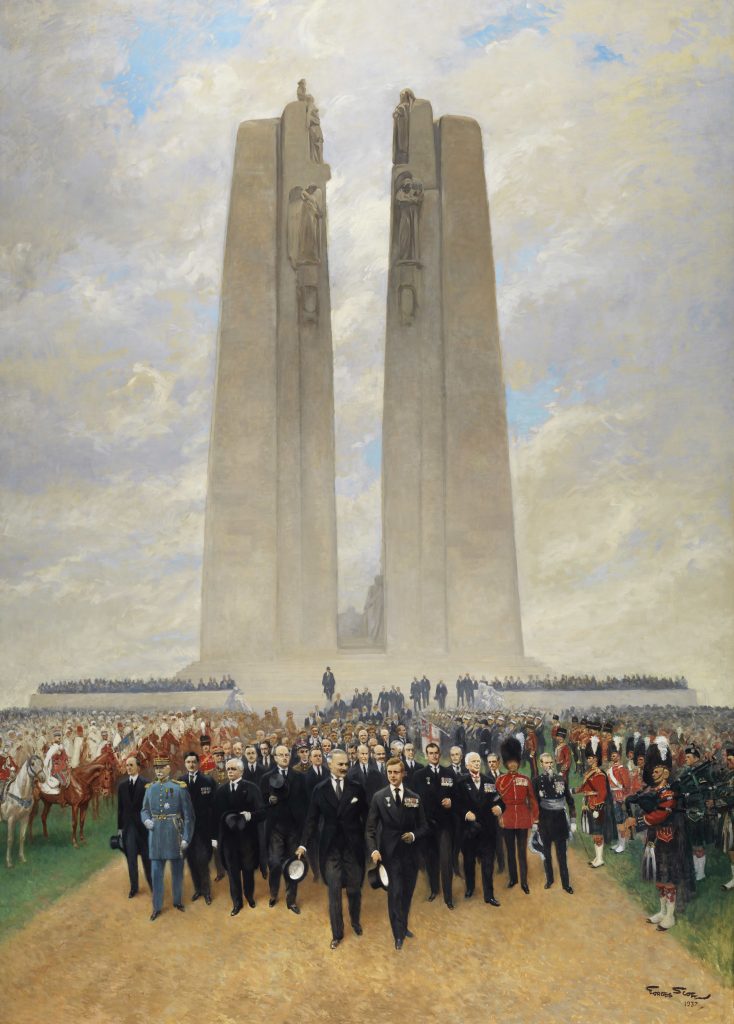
[198,736,216,774]
[573,750,617,868]
[554,727,572,781]
[533,752,576,893]
[717,745,734,892]
[141,755,195,920]
[496,737,538,892]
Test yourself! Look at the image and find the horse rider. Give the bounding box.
[41,728,70,795]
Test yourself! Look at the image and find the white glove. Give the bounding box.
[180,840,188,851]
[211,839,218,849]
[571,822,577,833]
[144,819,154,831]
[117,829,123,838]
[531,823,538,832]
[240,811,251,822]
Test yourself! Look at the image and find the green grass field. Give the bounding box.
[566,754,734,986]
[0,798,119,943]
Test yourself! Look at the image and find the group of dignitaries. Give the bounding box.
[116,727,580,950]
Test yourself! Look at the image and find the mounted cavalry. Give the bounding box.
[1,754,46,867]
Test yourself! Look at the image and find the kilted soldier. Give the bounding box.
[624,748,690,930]
[533,752,576,893]
[682,745,713,881]
[607,749,632,854]
[456,752,505,905]
[141,755,195,921]
[574,749,618,868]
[717,745,734,892]
[496,737,538,893]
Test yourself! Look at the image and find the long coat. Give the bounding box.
[300,777,368,881]
[140,779,194,860]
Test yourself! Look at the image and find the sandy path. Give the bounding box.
[3,846,731,1024]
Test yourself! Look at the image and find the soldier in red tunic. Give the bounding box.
[496,737,538,893]
[554,728,572,781]
[198,735,216,774]
[607,749,632,853]
[573,749,614,868]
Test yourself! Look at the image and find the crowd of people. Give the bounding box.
[3,686,731,951]
[36,676,237,694]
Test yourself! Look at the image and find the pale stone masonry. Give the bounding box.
[382,95,524,657]
[200,91,337,661]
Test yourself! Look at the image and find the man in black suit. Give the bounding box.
[305,747,327,795]
[117,754,151,898]
[366,757,429,949]
[296,750,367,948]
[180,751,216,905]
[348,744,373,789]
[212,758,266,915]
[242,744,264,783]
[402,743,418,786]
[455,752,505,905]
[413,741,458,908]
[261,744,308,913]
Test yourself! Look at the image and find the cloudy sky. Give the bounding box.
[1,1,732,705]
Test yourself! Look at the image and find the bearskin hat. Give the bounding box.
[642,738,673,786]
[501,736,522,766]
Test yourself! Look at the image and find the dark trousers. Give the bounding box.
[185,832,211,897]
[462,834,497,898]
[226,858,256,908]
[539,815,570,887]
[424,826,454,902]
[268,826,299,904]
[503,828,529,885]
[324,844,363,940]
[385,850,419,942]
[122,824,152,893]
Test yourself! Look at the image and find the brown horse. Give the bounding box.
[29,748,118,847]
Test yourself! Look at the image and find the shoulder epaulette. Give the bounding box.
[144,782,152,788]
[172,779,187,787]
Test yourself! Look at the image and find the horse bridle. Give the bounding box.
[2,756,43,810]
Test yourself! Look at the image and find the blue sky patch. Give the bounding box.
[593,43,625,64]
[465,3,552,47]
[506,375,560,438]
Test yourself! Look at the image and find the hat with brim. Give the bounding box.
[268,772,287,791]
[367,863,389,890]
[109,834,125,853]
[224,812,246,832]
[282,855,309,883]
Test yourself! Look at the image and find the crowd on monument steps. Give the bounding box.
[2,671,732,949]
[37,675,237,695]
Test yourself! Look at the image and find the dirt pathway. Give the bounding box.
[3,846,731,1024]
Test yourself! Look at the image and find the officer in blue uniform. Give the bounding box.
[141,755,195,920]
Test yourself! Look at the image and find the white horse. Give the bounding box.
[1,755,45,867]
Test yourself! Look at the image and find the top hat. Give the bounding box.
[109,834,125,852]
[367,863,389,890]
[224,812,246,832]
[282,854,309,883]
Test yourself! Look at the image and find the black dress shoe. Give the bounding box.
[174,903,185,911]
[563,885,574,894]
[128,890,137,899]
[544,881,553,889]
[230,905,242,917]
[204,895,212,905]
[427,892,437,902]
[507,880,517,889]
[330,938,341,949]
[191,891,201,902]
[269,897,277,907]
[405,929,414,939]
[394,938,403,950]
[287,903,301,915]
[464,890,474,899]
[150,911,160,921]
[445,900,454,910]
[485,897,500,907]
[247,899,256,908]
[521,884,530,894]
[352,922,363,935]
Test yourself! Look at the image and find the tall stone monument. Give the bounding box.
[382,92,524,657]
[199,84,338,661]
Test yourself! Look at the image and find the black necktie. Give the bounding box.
[393,788,401,807]
[130,778,134,789]
[336,780,342,799]
[230,782,235,792]
[189,774,195,784]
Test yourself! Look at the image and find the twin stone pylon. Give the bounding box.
[199,86,523,666]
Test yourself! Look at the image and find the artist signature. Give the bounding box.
[647,985,711,1007]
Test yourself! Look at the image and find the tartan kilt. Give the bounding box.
[581,806,605,837]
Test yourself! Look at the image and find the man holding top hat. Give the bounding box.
[365,757,429,949]
[261,744,308,913]
[140,755,195,921]
[295,749,368,948]
[212,757,267,915]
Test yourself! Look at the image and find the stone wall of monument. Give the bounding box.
[29,690,248,713]
[382,94,523,657]
[200,88,337,663]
